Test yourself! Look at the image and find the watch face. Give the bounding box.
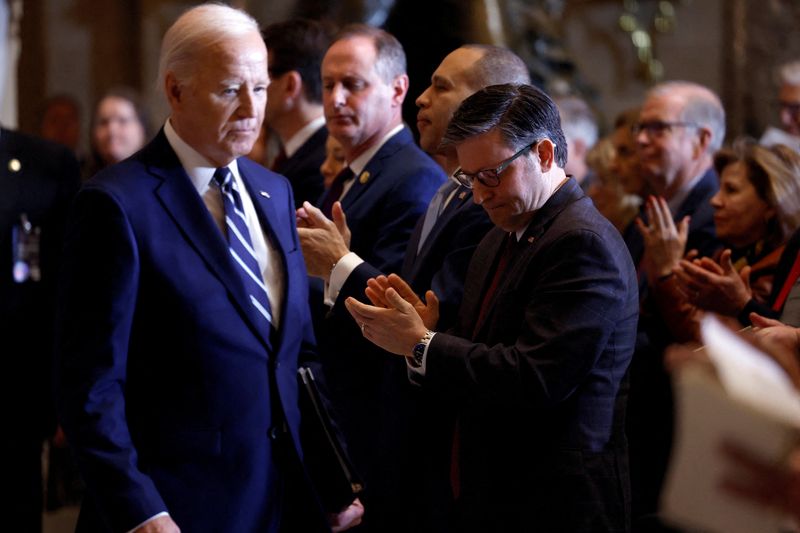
[412,343,425,364]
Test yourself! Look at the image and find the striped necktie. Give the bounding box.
[214,167,273,326]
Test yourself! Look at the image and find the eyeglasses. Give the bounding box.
[632,120,698,138]
[453,142,535,189]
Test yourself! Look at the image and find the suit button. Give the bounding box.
[268,425,285,441]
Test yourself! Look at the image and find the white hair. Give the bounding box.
[157,3,260,88]
[648,80,726,153]
[555,96,598,148]
[779,60,800,87]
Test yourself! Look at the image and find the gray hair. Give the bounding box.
[461,44,531,89]
[158,3,260,88]
[332,24,407,83]
[648,80,726,153]
[554,95,598,149]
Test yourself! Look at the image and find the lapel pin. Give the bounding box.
[8,158,21,172]
[458,191,467,200]
[259,191,271,199]
[359,171,370,184]
[527,236,535,243]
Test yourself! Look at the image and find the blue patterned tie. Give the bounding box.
[214,167,273,326]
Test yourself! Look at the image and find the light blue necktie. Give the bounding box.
[214,167,273,326]
[418,180,459,253]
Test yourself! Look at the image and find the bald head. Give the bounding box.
[415,45,530,157]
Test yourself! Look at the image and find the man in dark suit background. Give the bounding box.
[296,24,445,531]
[0,128,80,532]
[346,83,638,532]
[263,18,332,207]
[624,81,725,530]
[55,4,361,533]
[298,44,529,532]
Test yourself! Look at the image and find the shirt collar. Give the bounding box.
[346,123,404,177]
[284,115,325,158]
[667,168,708,214]
[164,118,242,195]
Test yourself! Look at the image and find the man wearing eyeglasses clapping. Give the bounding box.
[345,84,638,533]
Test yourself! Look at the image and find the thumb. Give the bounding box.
[750,312,784,329]
[385,287,414,313]
[425,289,440,315]
[739,265,752,292]
[302,200,332,226]
[720,249,735,274]
[678,215,690,238]
[332,201,348,233]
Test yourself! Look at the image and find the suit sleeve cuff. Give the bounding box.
[125,512,170,533]
[406,332,436,381]
[325,252,364,306]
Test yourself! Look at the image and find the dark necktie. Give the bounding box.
[213,167,273,327]
[319,167,354,218]
[453,232,518,500]
[472,233,518,339]
[270,148,287,172]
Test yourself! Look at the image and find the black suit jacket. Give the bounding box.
[0,128,80,438]
[334,186,491,532]
[275,125,327,208]
[424,179,638,532]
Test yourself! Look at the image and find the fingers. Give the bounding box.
[344,297,379,325]
[331,202,350,239]
[676,215,690,240]
[719,249,736,274]
[634,216,649,238]
[302,201,333,227]
[385,287,414,313]
[386,273,421,305]
[426,290,440,314]
[749,312,785,329]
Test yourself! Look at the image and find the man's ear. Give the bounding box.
[693,126,712,158]
[283,70,303,100]
[536,139,556,172]
[390,74,409,107]
[165,72,183,108]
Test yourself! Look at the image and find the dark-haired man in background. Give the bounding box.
[263,18,332,207]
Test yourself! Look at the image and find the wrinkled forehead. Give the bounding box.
[323,36,378,75]
[641,92,685,121]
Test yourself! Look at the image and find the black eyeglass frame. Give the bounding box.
[453,142,536,189]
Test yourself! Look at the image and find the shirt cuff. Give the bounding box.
[406,332,436,379]
[325,252,364,306]
[125,512,170,533]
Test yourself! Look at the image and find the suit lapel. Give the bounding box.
[148,133,273,354]
[406,186,472,280]
[470,179,583,340]
[340,127,411,210]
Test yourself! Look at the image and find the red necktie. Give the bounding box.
[452,233,518,500]
[473,233,518,338]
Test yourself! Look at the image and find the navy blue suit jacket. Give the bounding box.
[55,131,325,533]
[313,127,445,521]
[275,125,327,208]
[333,187,491,532]
[426,179,638,532]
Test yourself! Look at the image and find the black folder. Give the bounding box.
[298,366,363,512]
